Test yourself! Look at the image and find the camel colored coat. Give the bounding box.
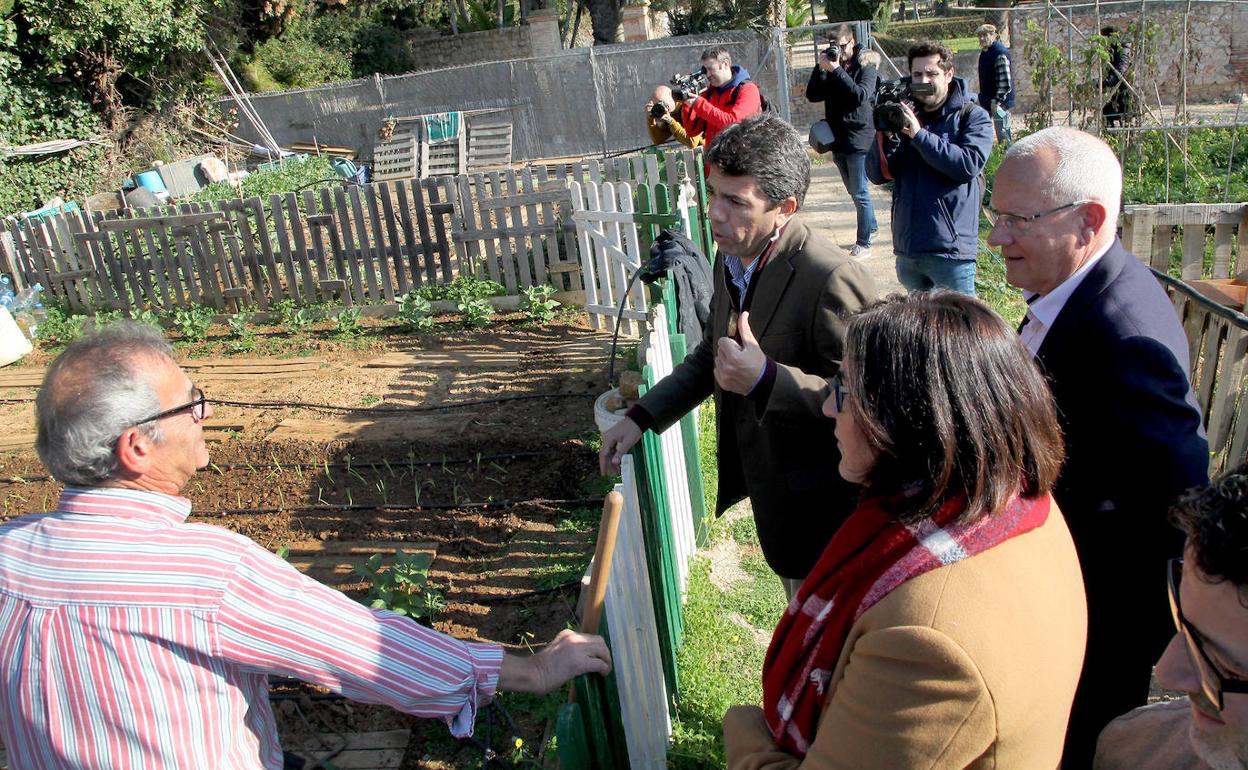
[724,502,1087,770]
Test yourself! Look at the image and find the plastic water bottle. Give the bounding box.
[11,283,42,314]
[0,276,14,310]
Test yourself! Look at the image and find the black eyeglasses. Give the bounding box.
[828,374,848,413]
[1168,558,1248,711]
[986,200,1090,232]
[134,386,209,426]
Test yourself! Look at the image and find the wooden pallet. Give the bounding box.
[363,339,613,370]
[287,729,410,770]
[282,540,436,592]
[266,414,473,443]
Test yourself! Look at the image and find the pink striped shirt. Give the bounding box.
[0,487,503,769]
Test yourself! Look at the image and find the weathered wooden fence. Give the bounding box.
[1123,202,1248,475]
[0,147,707,316]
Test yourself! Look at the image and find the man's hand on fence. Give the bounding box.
[498,629,612,694]
[599,417,643,476]
[715,310,766,395]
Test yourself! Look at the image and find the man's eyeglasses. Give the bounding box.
[986,200,1090,233]
[828,374,848,413]
[1168,558,1248,711]
[134,387,209,426]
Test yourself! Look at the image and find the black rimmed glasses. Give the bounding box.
[986,200,1091,233]
[1168,558,1248,711]
[134,386,208,426]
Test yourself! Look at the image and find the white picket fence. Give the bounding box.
[604,455,671,769]
[584,301,702,770]
[569,180,648,337]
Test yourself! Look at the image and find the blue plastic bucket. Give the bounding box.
[136,170,167,193]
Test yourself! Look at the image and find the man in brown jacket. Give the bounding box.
[599,114,878,591]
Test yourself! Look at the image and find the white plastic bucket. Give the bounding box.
[594,388,627,433]
[0,307,33,367]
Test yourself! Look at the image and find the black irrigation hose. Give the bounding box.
[188,496,606,517]
[471,579,581,604]
[208,393,595,413]
[0,450,556,486]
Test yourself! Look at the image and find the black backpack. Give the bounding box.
[728,80,777,114]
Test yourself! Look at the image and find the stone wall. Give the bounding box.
[400,9,563,74]
[1008,1,1247,107]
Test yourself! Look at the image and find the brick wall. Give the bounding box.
[401,13,563,73]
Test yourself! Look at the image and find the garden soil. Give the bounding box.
[0,314,624,769]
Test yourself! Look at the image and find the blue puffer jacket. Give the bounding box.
[865,77,995,261]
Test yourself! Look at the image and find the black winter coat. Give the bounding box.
[805,55,879,154]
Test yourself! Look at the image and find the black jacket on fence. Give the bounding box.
[805,53,879,154]
[641,230,714,344]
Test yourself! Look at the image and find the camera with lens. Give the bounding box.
[650,102,668,119]
[822,42,842,62]
[670,70,709,102]
[873,77,936,132]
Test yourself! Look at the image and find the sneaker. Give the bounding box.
[848,244,872,259]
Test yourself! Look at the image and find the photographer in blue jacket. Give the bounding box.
[866,41,994,296]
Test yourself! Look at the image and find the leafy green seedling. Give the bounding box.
[353,550,445,626]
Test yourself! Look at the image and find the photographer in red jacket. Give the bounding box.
[679,46,763,147]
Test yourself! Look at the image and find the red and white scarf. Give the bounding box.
[761,491,1051,755]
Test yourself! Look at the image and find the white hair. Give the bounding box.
[1005,127,1122,226]
[36,322,173,486]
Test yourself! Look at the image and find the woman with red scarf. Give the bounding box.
[724,292,1088,769]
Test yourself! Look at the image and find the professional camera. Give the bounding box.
[650,102,668,119]
[822,42,842,62]
[670,70,709,102]
[873,77,936,132]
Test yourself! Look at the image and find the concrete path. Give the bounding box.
[796,164,903,296]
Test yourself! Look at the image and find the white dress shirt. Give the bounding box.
[1020,239,1114,357]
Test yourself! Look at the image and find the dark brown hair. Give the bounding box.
[907,41,955,73]
[842,292,1064,522]
[1170,464,1248,604]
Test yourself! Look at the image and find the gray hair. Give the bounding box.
[705,113,811,209]
[36,321,174,487]
[1005,127,1123,226]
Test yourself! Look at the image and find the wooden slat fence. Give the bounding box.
[0,147,709,314]
[1122,203,1248,476]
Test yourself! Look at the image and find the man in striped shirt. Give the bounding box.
[0,322,611,768]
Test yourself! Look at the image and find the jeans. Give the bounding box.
[896,254,977,297]
[833,151,877,248]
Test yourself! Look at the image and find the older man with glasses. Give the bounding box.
[989,126,1210,768]
[0,322,611,768]
[1095,464,1248,770]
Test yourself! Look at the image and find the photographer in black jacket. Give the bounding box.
[806,25,881,258]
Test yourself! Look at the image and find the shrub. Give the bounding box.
[248,33,352,90]
[171,305,214,343]
[520,284,559,324]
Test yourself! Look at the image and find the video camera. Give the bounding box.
[822,42,842,62]
[670,70,709,102]
[873,77,936,132]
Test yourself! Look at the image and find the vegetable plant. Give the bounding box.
[227,310,256,353]
[354,550,445,626]
[334,307,363,339]
[457,296,494,328]
[171,305,214,343]
[37,305,85,349]
[396,290,435,332]
[275,298,314,335]
[127,307,162,329]
[520,284,559,324]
